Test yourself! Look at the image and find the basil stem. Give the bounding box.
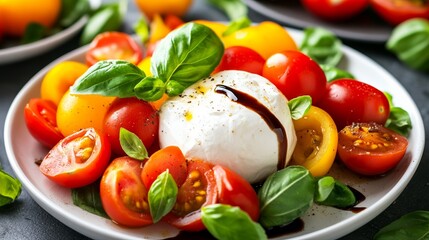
[201,204,267,240]
[0,170,22,207]
[315,176,356,208]
[258,166,315,229]
[148,170,178,223]
[374,211,429,240]
[119,128,148,160]
[288,95,312,120]
[72,181,109,219]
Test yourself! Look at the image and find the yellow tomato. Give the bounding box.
[291,106,338,177]
[223,21,298,59]
[40,61,88,106]
[56,90,116,137]
[0,0,61,36]
[137,56,152,76]
[134,0,192,20]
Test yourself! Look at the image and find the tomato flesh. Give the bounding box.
[337,122,408,175]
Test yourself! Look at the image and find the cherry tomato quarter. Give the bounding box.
[301,0,369,21]
[316,79,390,130]
[103,97,159,156]
[39,128,111,188]
[262,50,327,103]
[24,98,63,148]
[100,156,153,227]
[214,46,265,75]
[86,32,143,66]
[370,0,429,25]
[337,122,408,175]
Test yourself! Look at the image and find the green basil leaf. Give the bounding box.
[71,60,145,97]
[151,22,224,96]
[119,128,148,160]
[134,76,166,101]
[72,181,109,218]
[374,210,429,240]
[314,176,335,202]
[148,170,178,223]
[80,0,127,45]
[288,95,312,120]
[320,64,355,82]
[134,17,150,43]
[315,177,356,208]
[222,16,251,37]
[386,18,429,71]
[300,27,343,67]
[0,170,22,207]
[202,204,267,240]
[59,0,91,28]
[22,23,46,44]
[258,166,315,228]
[384,92,412,136]
[206,0,248,20]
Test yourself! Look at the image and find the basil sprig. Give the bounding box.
[148,170,178,223]
[119,128,148,160]
[72,22,224,101]
[0,170,22,207]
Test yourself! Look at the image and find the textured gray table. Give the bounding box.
[1,1,428,239]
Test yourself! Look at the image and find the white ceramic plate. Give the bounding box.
[244,0,393,42]
[4,28,425,240]
[0,0,101,65]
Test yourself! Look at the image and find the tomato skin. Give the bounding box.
[141,146,188,189]
[39,128,111,188]
[86,32,143,66]
[103,97,159,156]
[337,122,408,175]
[317,79,390,130]
[100,156,153,227]
[370,0,429,25]
[301,0,369,21]
[262,50,327,103]
[212,165,260,221]
[24,98,63,148]
[214,46,265,75]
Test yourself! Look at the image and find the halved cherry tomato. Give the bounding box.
[165,160,217,231]
[103,97,159,156]
[291,106,338,177]
[24,98,63,148]
[370,0,429,25]
[337,122,408,175]
[141,146,188,189]
[262,50,327,103]
[212,165,260,221]
[100,156,153,227]
[39,128,111,188]
[317,78,390,130]
[214,46,265,75]
[301,0,369,21]
[85,32,143,66]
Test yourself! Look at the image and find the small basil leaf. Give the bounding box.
[385,107,412,136]
[0,170,22,207]
[258,166,315,228]
[71,60,145,98]
[316,179,356,208]
[165,79,187,97]
[201,204,267,240]
[288,95,312,120]
[320,64,355,82]
[148,170,178,223]
[22,23,46,44]
[59,0,91,28]
[206,0,248,20]
[119,128,148,160]
[222,16,251,37]
[300,27,343,67]
[151,22,224,95]
[314,176,335,202]
[72,181,109,218]
[134,76,166,101]
[374,210,429,240]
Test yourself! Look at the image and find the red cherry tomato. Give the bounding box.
[316,79,390,130]
[337,122,408,175]
[24,98,64,148]
[262,50,327,103]
[165,160,218,232]
[39,128,111,188]
[214,46,265,75]
[100,156,153,227]
[86,32,143,66]
[104,97,159,156]
[370,0,429,25]
[141,146,188,189]
[212,165,260,221]
[301,0,369,21]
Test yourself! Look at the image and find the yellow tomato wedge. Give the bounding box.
[291,106,338,177]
